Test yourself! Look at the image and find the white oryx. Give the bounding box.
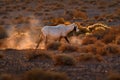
[35,23,79,49]
[41,23,79,43]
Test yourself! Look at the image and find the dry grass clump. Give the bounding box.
[23,68,70,80]
[86,23,110,39]
[58,43,79,52]
[46,42,61,50]
[107,71,120,80]
[26,50,52,61]
[0,26,8,39]
[0,73,15,80]
[82,37,97,45]
[54,54,76,66]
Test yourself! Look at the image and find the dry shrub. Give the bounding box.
[87,23,110,39]
[82,37,97,45]
[78,53,95,61]
[54,54,76,66]
[50,17,65,25]
[24,68,70,80]
[0,26,8,39]
[104,44,120,54]
[58,44,79,52]
[107,71,120,80]
[26,50,52,61]
[0,74,15,80]
[46,42,61,50]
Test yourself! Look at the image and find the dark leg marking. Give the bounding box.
[64,36,70,43]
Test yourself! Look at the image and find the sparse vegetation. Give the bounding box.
[0,0,120,80]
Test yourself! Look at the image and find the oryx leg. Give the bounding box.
[45,36,48,44]
[64,36,70,43]
[58,36,62,42]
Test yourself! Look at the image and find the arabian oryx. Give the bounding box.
[35,23,79,49]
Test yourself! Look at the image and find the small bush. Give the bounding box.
[46,42,61,50]
[26,51,52,61]
[107,71,120,80]
[82,37,97,45]
[58,44,79,52]
[54,54,76,66]
[23,68,70,80]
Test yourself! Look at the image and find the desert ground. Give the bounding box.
[0,0,120,80]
